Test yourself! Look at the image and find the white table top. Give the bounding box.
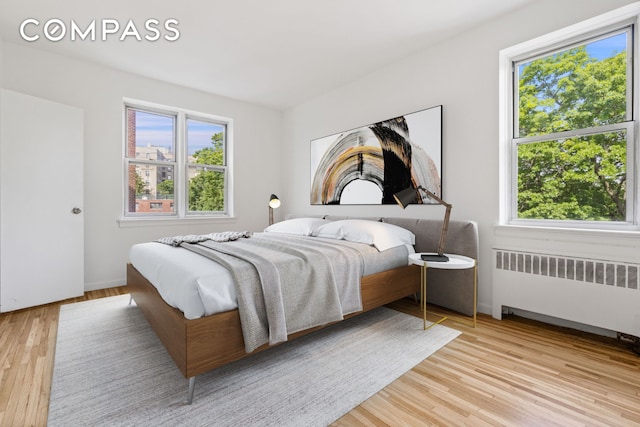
[408,253,475,270]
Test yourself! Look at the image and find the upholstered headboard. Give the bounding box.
[286,214,479,316]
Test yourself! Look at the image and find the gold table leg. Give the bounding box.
[472,261,477,328]
[422,263,447,330]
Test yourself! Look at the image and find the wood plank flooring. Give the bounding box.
[1,288,639,426]
[335,299,640,426]
[0,287,125,427]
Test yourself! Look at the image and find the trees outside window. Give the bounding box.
[505,26,635,227]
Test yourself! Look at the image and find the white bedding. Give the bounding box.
[129,228,414,319]
[129,241,238,319]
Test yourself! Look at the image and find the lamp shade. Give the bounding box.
[268,194,281,209]
[393,187,418,209]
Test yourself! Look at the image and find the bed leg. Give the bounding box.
[187,376,196,405]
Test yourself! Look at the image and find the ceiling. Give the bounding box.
[0,0,534,110]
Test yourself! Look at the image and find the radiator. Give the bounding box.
[492,249,640,336]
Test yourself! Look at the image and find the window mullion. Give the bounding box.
[509,136,519,223]
[512,63,520,139]
[515,123,634,146]
[175,111,186,218]
[627,26,635,121]
[628,122,638,224]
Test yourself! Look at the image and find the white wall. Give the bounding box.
[0,36,3,287]
[2,1,638,310]
[1,42,282,290]
[281,0,637,315]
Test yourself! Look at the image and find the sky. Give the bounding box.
[516,31,627,83]
[133,110,224,156]
[518,31,627,73]
[585,32,626,60]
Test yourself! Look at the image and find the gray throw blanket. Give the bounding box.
[181,233,364,352]
[155,231,252,247]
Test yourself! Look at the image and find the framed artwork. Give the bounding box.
[310,105,442,205]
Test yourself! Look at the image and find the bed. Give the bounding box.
[127,216,479,403]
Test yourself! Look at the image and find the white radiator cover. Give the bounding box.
[492,249,640,337]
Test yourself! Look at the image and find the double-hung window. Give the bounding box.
[123,101,232,220]
[500,6,639,230]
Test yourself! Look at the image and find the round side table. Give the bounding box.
[408,253,477,330]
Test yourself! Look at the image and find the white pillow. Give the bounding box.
[264,217,330,236]
[312,219,415,251]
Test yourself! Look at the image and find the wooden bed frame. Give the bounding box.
[127,262,420,403]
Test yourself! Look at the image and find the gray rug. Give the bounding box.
[48,295,460,426]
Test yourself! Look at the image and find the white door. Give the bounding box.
[0,90,84,312]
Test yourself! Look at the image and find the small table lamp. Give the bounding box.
[268,194,281,225]
[394,186,451,262]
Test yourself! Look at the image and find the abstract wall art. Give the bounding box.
[310,105,442,205]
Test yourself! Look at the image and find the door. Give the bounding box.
[1,90,84,312]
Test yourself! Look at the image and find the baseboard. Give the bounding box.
[84,278,126,292]
[505,306,618,338]
[477,302,491,315]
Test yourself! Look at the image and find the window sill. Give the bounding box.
[494,223,640,239]
[493,224,640,262]
[118,215,237,228]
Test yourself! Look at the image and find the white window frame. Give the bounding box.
[120,99,234,225]
[499,3,640,231]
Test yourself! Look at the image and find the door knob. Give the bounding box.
[72,207,82,214]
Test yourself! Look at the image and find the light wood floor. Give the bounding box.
[1,288,639,426]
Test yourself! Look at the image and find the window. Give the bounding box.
[500,7,639,230]
[123,101,232,220]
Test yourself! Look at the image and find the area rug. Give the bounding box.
[48,295,460,426]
